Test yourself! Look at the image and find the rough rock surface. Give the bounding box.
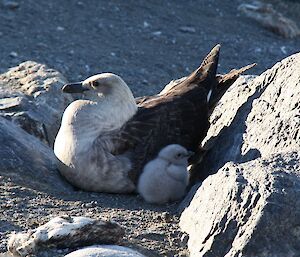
[191,52,300,181]
[65,245,146,257]
[0,116,71,194]
[181,152,300,257]
[181,52,300,256]
[0,61,73,146]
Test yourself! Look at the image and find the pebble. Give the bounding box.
[56,26,65,31]
[36,42,48,48]
[0,97,23,110]
[180,233,189,246]
[151,31,162,36]
[255,47,262,53]
[85,64,90,72]
[280,46,287,55]
[179,26,196,34]
[143,21,150,28]
[9,51,18,58]
[3,1,19,10]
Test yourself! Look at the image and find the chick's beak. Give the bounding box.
[187,151,194,157]
[62,82,89,93]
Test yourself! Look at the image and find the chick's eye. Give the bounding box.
[176,153,182,158]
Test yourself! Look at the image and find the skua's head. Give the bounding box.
[62,73,130,97]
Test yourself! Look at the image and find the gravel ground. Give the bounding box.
[0,0,299,256]
[0,0,299,96]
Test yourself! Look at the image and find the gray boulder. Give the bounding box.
[180,152,300,257]
[191,52,300,181]
[0,115,71,193]
[181,52,300,256]
[0,61,73,146]
[0,62,73,193]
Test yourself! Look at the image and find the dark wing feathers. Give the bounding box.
[111,45,221,182]
[209,63,256,111]
[122,93,209,183]
[111,45,255,183]
[165,44,220,96]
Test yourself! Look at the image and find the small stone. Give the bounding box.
[110,52,116,57]
[151,31,162,36]
[0,32,3,37]
[179,26,196,34]
[3,1,19,10]
[162,212,172,223]
[9,51,18,58]
[255,47,262,53]
[36,42,48,48]
[180,233,189,246]
[85,65,90,72]
[280,46,287,55]
[56,26,65,31]
[143,21,150,28]
[0,97,24,110]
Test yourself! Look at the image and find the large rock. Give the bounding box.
[0,116,70,193]
[191,52,300,181]
[180,152,300,257]
[0,61,73,146]
[0,62,73,193]
[181,53,300,256]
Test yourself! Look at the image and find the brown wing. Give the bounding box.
[112,45,222,183]
[118,88,209,183]
[209,63,257,111]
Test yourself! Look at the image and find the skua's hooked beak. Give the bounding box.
[62,82,89,93]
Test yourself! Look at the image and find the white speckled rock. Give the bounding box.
[0,61,73,146]
[7,216,124,257]
[64,245,146,257]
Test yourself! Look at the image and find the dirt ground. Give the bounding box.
[0,0,299,256]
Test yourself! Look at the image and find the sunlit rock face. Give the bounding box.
[181,53,300,257]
